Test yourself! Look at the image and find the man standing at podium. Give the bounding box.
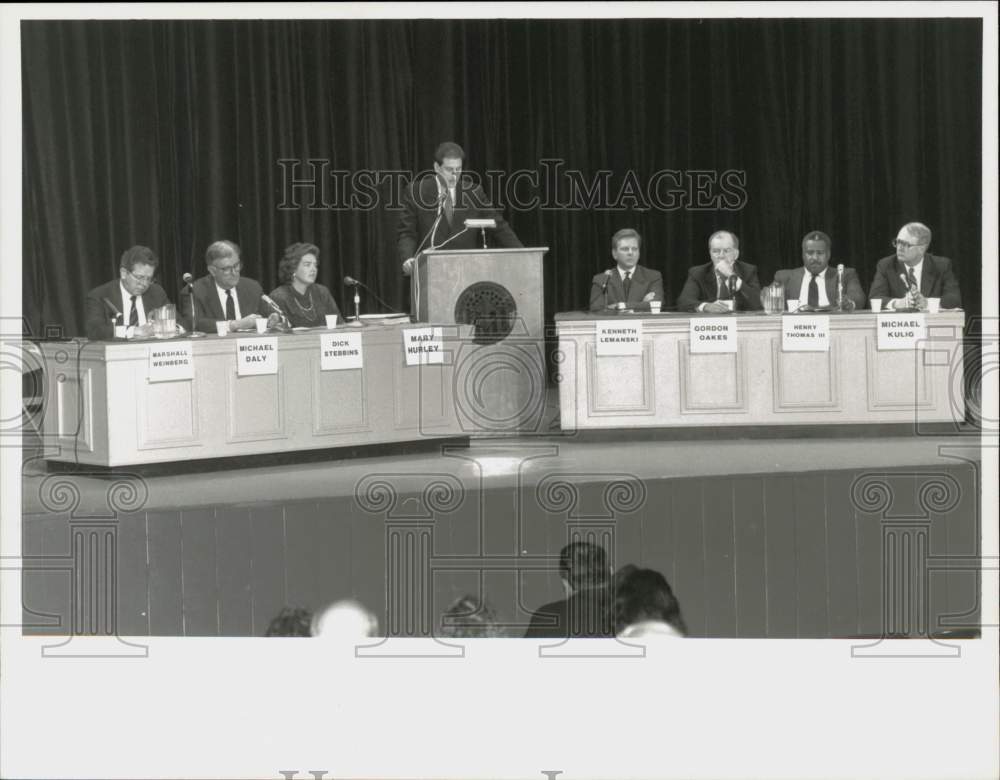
[676,230,763,312]
[399,141,523,276]
[772,230,866,310]
[589,228,663,312]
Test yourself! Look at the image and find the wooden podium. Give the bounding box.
[411,247,549,434]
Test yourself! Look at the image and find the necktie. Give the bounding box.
[623,271,632,299]
[225,289,236,321]
[128,295,139,326]
[906,267,918,293]
[808,273,820,307]
[718,274,731,300]
[443,188,454,225]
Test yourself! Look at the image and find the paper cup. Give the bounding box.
[114,325,127,339]
[869,298,882,312]
[649,301,661,313]
[255,318,268,334]
[721,299,735,312]
[325,314,338,329]
[786,300,801,313]
[215,321,229,337]
[926,297,940,313]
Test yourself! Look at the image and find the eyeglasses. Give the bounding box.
[710,247,736,256]
[892,239,923,251]
[127,270,155,285]
[211,262,242,275]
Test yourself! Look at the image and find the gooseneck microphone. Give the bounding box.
[344,276,402,315]
[409,187,449,262]
[261,294,291,329]
[180,273,203,335]
[600,269,613,310]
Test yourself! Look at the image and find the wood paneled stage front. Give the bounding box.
[21,429,982,640]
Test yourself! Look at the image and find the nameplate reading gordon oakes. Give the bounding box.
[782,315,830,352]
[237,337,279,375]
[877,313,927,351]
[595,321,643,356]
[147,342,194,382]
[403,327,444,366]
[321,332,363,370]
[689,318,737,353]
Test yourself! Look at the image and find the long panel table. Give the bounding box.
[34,321,547,467]
[555,311,966,430]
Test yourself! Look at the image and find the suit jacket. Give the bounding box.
[84,279,170,340]
[589,265,664,312]
[773,266,866,310]
[397,175,523,262]
[523,585,614,638]
[676,260,763,312]
[179,275,270,333]
[868,253,962,310]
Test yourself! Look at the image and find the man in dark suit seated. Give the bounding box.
[869,222,961,311]
[84,245,170,340]
[399,141,523,276]
[180,240,281,333]
[524,541,614,638]
[772,230,866,311]
[676,230,763,312]
[589,228,664,312]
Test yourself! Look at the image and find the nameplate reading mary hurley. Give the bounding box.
[147,342,194,382]
[321,332,363,370]
[877,313,926,351]
[237,337,278,375]
[689,318,737,353]
[595,321,643,356]
[403,327,444,366]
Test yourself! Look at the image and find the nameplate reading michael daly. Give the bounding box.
[147,342,193,382]
[595,321,644,356]
[236,337,278,375]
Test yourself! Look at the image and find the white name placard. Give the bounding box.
[782,315,830,352]
[147,342,194,382]
[403,327,444,366]
[237,337,278,375]
[689,318,737,353]
[877,313,926,351]
[320,332,363,370]
[595,321,643,356]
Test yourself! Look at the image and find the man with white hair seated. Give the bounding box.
[869,222,962,311]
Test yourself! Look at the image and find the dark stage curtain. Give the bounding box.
[21,18,982,341]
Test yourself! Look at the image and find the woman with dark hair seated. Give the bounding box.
[613,567,688,638]
[268,242,342,328]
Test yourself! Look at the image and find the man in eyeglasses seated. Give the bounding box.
[676,230,763,313]
[182,240,282,333]
[869,222,962,311]
[84,245,171,340]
